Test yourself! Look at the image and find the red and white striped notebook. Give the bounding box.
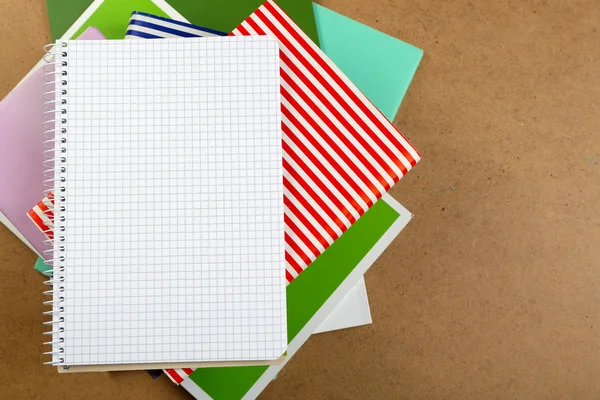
[230,0,420,281]
[28,0,420,285]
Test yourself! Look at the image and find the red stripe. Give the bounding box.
[285,233,311,266]
[285,269,294,282]
[284,211,321,258]
[28,209,51,234]
[261,1,418,167]
[245,14,267,35]
[182,368,194,375]
[283,177,337,242]
[165,369,184,384]
[282,122,358,223]
[38,200,54,220]
[282,158,347,233]
[280,55,396,190]
[281,86,376,208]
[284,196,329,250]
[285,250,304,275]
[235,24,251,36]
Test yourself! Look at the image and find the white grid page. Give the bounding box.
[56,37,286,365]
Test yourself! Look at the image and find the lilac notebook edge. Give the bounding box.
[0,27,106,256]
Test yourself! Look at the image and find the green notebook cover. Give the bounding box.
[45,0,320,46]
[45,0,93,40]
[165,0,319,46]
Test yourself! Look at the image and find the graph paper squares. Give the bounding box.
[53,37,286,365]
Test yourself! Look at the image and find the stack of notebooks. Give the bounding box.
[0,0,423,398]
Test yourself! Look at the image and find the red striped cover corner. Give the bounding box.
[165,368,188,384]
[27,193,54,240]
[164,367,194,385]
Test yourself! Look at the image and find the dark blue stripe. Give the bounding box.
[129,19,204,38]
[125,30,164,39]
[131,11,227,36]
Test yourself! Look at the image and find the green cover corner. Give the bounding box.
[189,200,399,400]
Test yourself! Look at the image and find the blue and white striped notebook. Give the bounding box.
[126,11,227,39]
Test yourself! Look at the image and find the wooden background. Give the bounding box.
[1,0,599,398]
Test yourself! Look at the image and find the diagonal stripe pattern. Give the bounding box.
[230,0,420,281]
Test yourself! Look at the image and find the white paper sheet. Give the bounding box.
[316,276,372,333]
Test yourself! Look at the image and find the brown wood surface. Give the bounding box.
[1,0,599,398]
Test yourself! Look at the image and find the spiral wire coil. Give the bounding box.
[41,42,68,366]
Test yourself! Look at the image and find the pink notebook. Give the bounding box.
[0,27,106,255]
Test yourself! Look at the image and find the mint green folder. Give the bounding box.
[314,4,422,118]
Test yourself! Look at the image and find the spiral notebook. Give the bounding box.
[42,36,287,372]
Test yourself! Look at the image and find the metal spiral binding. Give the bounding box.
[41,41,68,366]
